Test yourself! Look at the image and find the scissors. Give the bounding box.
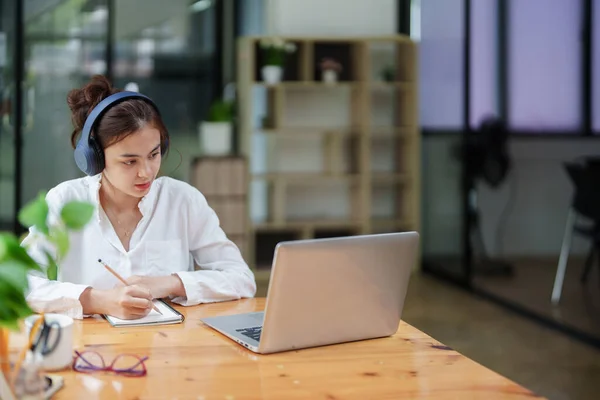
[30,317,61,357]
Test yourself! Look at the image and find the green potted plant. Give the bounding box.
[0,192,93,398]
[259,37,296,84]
[199,97,235,156]
[380,65,395,83]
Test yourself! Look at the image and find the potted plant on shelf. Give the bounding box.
[319,58,343,84]
[259,37,296,84]
[380,65,395,82]
[199,97,235,155]
[0,192,94,399]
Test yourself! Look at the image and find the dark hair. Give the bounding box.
[66,75,169,153]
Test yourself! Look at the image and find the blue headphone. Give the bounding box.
[74,91,167,176]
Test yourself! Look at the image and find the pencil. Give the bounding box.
[97,259,163,315]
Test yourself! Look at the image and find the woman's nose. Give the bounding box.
[138,161,152,178]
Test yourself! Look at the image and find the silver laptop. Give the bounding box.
[201,231,419,354]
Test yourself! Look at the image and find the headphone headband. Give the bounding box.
[81,91,155,144]
[74,91,163,176]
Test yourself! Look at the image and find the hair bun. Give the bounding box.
[67,75,119,148]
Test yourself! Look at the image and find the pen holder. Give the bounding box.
[24,314,74,371]
[13,351,45,400]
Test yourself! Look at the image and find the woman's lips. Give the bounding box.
[135,182,151,191]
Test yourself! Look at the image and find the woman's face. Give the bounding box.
[102,125,162,199]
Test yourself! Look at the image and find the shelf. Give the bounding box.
[244,34,413,43]
[254,219,361,232]
[254,217,413,234]
[371,126,415,138]
[371,173,409,185]
[239,35,420,268]
[253,81,415,90]
[252,172,360,183]
[255,126,414,138]
[370,82,415,90]
[203,194,247,200]
[371,218,413,232]
[254,82,359,89]
[252,172,408,185]
[257,127,356,136]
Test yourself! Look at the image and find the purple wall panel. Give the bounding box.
[593,0,600,132]
[470,0,498,129]
[419,0,464,129]
[508,0,581,131]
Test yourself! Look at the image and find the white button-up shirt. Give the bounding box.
[22,174,256,319]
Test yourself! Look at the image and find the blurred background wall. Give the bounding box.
[1,0,599,350]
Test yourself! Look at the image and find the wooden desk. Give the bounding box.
[10,298,542,399]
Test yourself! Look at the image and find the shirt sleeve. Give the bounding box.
[171,188,257,306]
[21,188,90,319]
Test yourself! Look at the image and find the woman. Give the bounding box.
[22,75,256,320]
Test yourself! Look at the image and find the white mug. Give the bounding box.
[24,313,74,371]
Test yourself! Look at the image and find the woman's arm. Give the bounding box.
[21,189,93,319]
[170,189,257,306]
[21,188,155,320]
[25,271,92,319]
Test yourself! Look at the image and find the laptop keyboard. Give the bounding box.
[236,326,262,342]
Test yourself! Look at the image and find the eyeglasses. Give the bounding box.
[72,350,148,377]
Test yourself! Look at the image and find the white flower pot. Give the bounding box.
[261,66,283,84]
[322,70,338,84]
[199,122,232,155]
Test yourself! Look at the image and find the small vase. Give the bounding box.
[261,65,283,84]
[322,69,338,84]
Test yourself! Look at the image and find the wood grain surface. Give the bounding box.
[8,298,543,399]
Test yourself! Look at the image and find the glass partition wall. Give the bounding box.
[413,0,600,348]
[3,0,222,233]
[0,0,20,231]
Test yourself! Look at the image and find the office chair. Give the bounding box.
[551,159,600,304]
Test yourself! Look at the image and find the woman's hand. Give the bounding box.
[79,285,154,320]
[124,274,186,299]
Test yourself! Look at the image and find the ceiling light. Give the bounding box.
[190,0,212,13]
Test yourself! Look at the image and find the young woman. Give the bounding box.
[22,75,256,320]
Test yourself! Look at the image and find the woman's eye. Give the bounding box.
[123,160,136,166]
[150,152,159,159]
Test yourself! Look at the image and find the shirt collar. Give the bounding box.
[86,173,160,221]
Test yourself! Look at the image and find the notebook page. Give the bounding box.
[105,300,182,326]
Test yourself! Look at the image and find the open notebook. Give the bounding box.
[104,300,184,327]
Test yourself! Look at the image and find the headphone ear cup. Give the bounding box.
[90,137,105,174]
[73,145,89,175]
[74,137,102,176]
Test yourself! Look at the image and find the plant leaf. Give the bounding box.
[0,317,20,331]
[0,279,33,331]
[44,251,58,281]
[18,191,49,234]
[0,299,33,330]
[0,261,29,290]
[0,233,42,272]
[50,227,69,260]
[60,201,94,230]
[0,236,6,261]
